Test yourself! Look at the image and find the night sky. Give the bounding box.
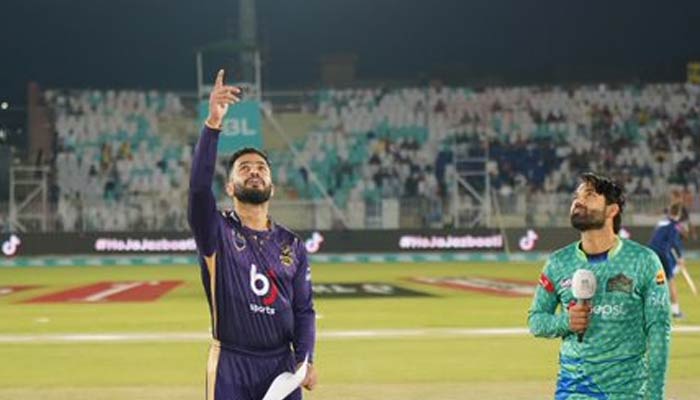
[1,0,699,103]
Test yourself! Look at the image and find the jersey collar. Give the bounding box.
[231,210,276,235]
[574,236,624,262]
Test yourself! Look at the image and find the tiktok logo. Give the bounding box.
[305,232,324,254]
[518,230,539,251]
[2,235,21,257]
[249,264,278,306]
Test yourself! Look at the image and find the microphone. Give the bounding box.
[571,269,597,343]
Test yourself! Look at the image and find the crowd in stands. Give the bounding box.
[45,83,700,231]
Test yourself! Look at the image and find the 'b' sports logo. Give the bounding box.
[250,264,279,306]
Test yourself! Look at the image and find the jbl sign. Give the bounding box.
[222,118,257,136]
[198,99,262,151]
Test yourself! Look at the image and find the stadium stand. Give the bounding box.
[45,83,700,231]
[47,89,190,231]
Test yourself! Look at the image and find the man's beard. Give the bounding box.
[570,207,606,231]
[234,182,272,205]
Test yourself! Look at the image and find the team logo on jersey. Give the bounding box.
[606,273,633,294]
[538,273,555,293]
[280,245,295,267]
[655,269,666,285]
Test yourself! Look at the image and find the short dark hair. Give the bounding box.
[227,147,270,177]
[579,172,626,234]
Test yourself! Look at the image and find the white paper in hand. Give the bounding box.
[261,355,308,400]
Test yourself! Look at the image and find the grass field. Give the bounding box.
[1,260,699,399]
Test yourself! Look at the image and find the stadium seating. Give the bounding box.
[46,83,700,230]
[47,89,189,231]
[271,84,699,221]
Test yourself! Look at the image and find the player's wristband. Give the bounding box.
[205,119,222,130]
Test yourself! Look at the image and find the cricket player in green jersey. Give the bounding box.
[528,172,671,399]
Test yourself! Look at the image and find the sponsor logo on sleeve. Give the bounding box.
[539,273,555,293]
[655,269,666,286]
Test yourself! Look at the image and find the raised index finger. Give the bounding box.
[214,69,225,88]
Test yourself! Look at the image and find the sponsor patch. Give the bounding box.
[606,273,634,294]
[655,269,666,285]
[539,273,555,293]
[313,283,430,298]
[591,303,626,319]
[22,281,182,303]
[410,277,535,297]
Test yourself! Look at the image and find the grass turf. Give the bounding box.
[1,261,698,399]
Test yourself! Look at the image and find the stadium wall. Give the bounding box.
[3,227,698,258]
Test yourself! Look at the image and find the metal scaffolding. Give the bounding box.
[8,165,50,232]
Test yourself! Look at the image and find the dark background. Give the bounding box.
[1,0,699,104]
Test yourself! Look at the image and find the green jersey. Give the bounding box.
[528,238,671,399]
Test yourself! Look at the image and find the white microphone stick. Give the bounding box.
[571,269,597,343]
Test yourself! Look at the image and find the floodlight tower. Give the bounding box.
[239,0,257,84]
